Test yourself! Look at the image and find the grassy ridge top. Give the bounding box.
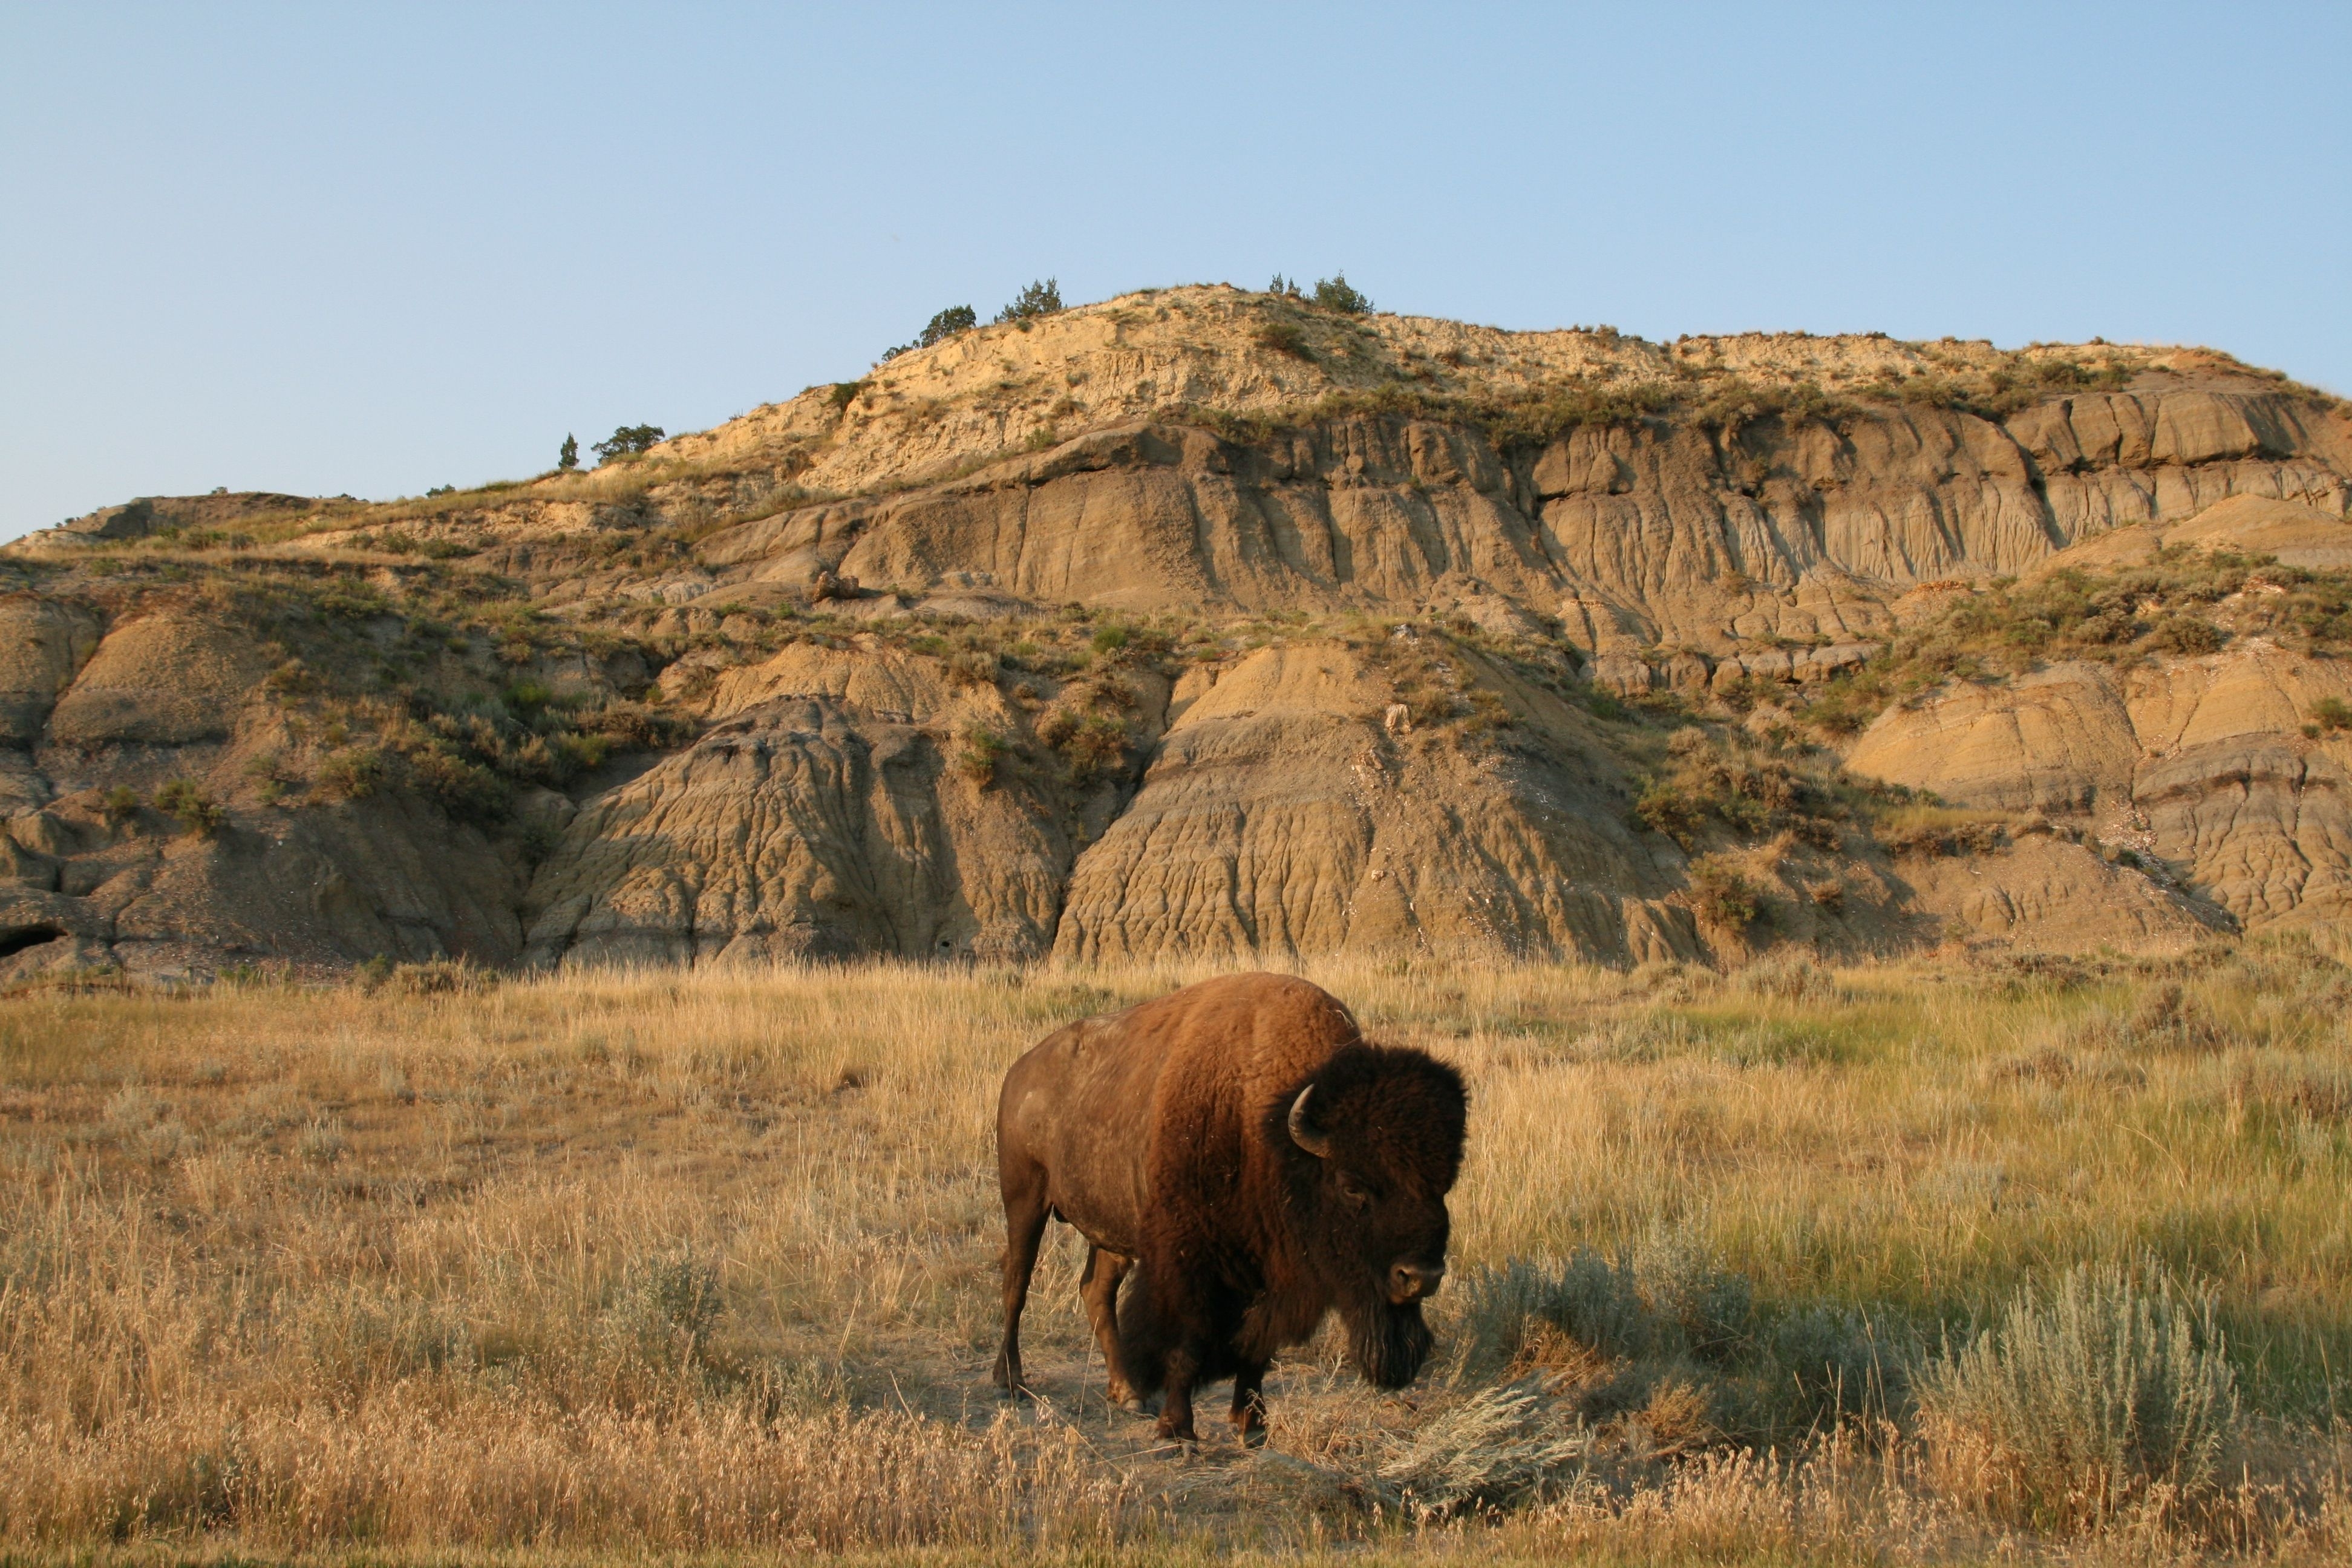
[27,283,2324,557]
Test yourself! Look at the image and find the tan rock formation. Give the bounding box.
[1052,641,1697,965]
[2,287,2347,978]
[0,596,102,742]
[523,696,1090,967]
[1846,499,2352,941]
[1896,833,2226,953]
[50,613,270,746]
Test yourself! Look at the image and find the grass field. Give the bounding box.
[3,944,2350,1564]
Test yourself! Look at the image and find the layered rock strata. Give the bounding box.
[5,286,2348,978]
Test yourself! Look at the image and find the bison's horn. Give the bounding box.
[1288,1085,1334,1159]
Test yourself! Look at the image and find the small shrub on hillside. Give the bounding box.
[2146,613,2225,655]
[944,648,998,688]
[1255,320,1313,360]
[826,380,867,413]
[1044,714,1128,783]
[1687,855,1760,929]
[956,727,1009,787]
[317,746,385,802]
[1918,1263,2239,1530]
[101,785,141,820]
[1799,678,1877,737]
[1877,805,2010,858]
[155,779,224,836]
[1634,728,1824,849]
[406,748,513,822]
[263,658,318,697]
[503,678,555,717]
[591,701,696,753]
[2311,696,2352,733]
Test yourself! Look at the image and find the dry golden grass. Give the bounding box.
[3,946,2350,1563]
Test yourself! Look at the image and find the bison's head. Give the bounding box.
[1279,1044,1468,1390]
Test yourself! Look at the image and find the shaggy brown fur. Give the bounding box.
[992,972,1468,1444]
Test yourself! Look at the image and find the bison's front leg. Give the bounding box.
[1155,1341,1203,1443]
[1230,1358,1269,1448]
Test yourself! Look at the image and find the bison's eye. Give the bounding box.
[1334,1174,1373,1208]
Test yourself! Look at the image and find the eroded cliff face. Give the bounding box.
[690,388,2346,652]
[1849,643,2352,940]
[5,285,2348,980]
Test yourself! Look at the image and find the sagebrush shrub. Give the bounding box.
[1917,1263,2239,1530]
[155,779,224,835]
[317,747,385,799]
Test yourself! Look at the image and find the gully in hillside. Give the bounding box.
[992,972,1468,1445]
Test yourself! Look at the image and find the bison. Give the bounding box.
[991,972,1468,1445]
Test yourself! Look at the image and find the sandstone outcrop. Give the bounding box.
[1844,501,2352,944]
[1852,644,2352,940]
[523,639,1154,967]
[48,613,270,746]
[1894,832,2227,953]
[1051,642,1698,964]
[0,595,102,743]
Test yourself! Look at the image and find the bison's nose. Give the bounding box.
[1388,1263,1444,1304]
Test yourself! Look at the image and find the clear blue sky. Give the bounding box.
[4,2,2347,540]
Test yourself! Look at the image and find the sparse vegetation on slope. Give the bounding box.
[1788,546,2352,742]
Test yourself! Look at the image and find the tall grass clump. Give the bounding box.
[1918,1261,2240,1530]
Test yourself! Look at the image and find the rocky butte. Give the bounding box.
[4,283,2349,984]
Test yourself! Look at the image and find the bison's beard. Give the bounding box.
[1340,1294,1434,1390]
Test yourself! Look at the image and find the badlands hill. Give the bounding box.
[5,283,2351,984]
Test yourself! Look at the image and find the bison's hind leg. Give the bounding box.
[1080,1246,1150,1413]
[991,1159,1051,1396]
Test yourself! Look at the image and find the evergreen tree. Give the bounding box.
[1312,273,1371,315]
[878,305,978,363]
[558,433,578,472]
[995,278,1063,324]
[592,425,665,463]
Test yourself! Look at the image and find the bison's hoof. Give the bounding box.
[1238,1422,1268,1449]
[1119,1396,1152,1416]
